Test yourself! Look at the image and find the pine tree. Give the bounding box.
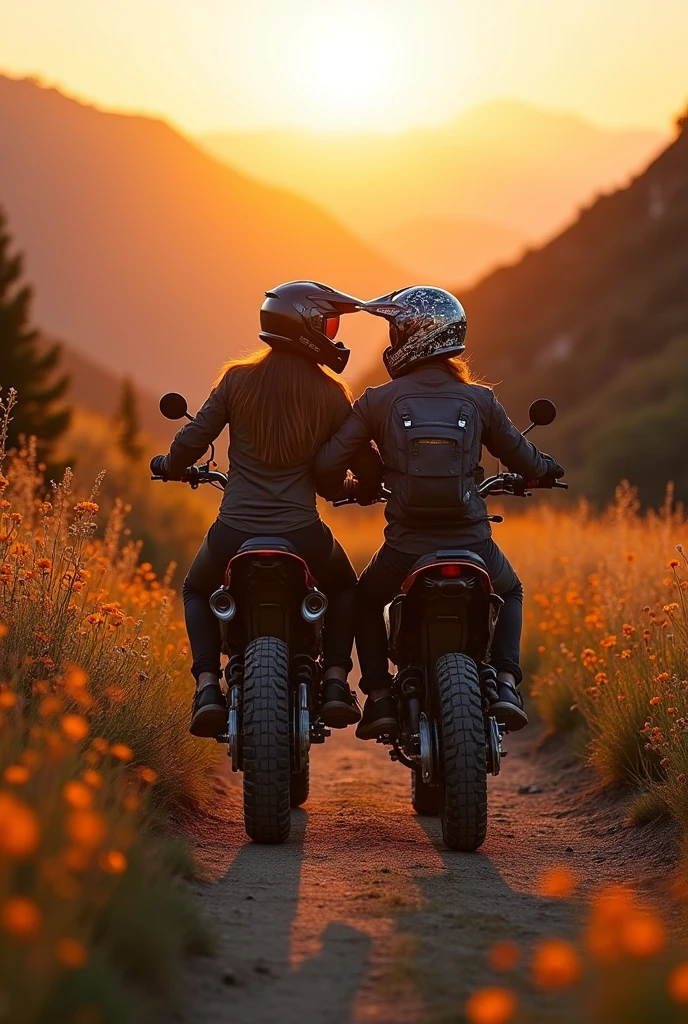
[116,377,144,462]
[0,207,70,465]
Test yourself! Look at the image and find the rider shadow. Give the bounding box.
[179,809,371,1024]
[399,815,578,1016]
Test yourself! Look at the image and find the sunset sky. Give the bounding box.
[3,0,687,133]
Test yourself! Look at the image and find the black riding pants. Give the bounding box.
[183,518,357,680]
[355,538,524,694]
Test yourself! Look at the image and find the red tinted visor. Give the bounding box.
[324,315,340,340]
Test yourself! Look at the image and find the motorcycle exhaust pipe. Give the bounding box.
[301,589,328,623]
[209,587,237,622]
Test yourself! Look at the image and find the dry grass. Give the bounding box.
[498,485,688,835]
[0,390,217,1023]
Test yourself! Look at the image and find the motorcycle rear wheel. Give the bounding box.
[242,636,291,844]
[436,653,487,851]
[411,768,439,815]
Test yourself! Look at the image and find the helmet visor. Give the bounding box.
[324,315,340,340]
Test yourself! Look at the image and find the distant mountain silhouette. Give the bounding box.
[200,101,663,282]
[371,217,525,286]
[359,120,688,505]
[0,74,403,402]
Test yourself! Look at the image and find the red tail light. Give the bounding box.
[440,564,461,578]
[324,316,340,339]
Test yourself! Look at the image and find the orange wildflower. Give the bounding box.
[649,696,662,706]
[538,866,577,899]
[36,558,52,571]
[81,769,103,788]
[622,911,666,957]
[90,738,109,756]
[487,941,521,972]
[0,792,40,857]
[3,765,30,785]
[66,811,108,849]
[669,559,680,568]
[99,850,127,874]
[55,937,88,968]
[465,987,516,1024]
[38,696,63,718]
[63,782,94,809]
[73,501,99,514]
[137,766,157,784]
[63,846,91,872]
[531,940,581,990]
[110,743,134,762]
[61,714,90,742]
[668,962,688,1004]
[0,690,17,708]
[1,897,42,939]
[601,635,617,648]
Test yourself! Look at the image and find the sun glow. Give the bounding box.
[289,9,406,129]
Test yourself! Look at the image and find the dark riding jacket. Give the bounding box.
[314,364,550,554]
[164,369,382,534]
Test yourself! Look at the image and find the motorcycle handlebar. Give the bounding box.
[151,465,228,488]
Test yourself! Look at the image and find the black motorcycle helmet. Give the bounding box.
[362,286,467,379]
[259,281,363,373]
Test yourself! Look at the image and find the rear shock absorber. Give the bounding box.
[396,665,423,741]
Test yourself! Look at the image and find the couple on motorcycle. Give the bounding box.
[151,281,564,743]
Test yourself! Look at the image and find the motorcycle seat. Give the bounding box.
[409,549,490,575]
[237,537,299,556]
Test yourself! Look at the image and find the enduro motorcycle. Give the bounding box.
[152,392,335,845]
[336,398,568,852]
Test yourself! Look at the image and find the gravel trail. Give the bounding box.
[167,724,676,1024]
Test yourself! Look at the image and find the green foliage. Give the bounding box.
[0,207,71,469]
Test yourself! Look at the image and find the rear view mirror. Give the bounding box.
[528,399,557,427]
[159,392,188,420]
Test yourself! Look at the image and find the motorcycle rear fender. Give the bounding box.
[389,562,501,669]
[222,551,318,649]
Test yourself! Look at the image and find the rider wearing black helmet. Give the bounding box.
[151,281,382,738]
[315,285,564,740]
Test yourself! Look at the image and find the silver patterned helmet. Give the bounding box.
[362,286,467,379]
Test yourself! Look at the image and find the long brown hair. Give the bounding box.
[442,355,485,385]
[217,349,352,467]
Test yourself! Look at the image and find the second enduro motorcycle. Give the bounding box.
[153,392,335,845]
[337,398,568,852]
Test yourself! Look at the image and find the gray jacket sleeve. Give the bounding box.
[314,392,383,499]
[166,375,230,479]
[483,394,549,478]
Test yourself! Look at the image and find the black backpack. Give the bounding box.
[385,393,480,523]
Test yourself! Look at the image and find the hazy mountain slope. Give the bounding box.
[0,75,403,402]
[358,123,688,503]
[200,101,663,280]
[372,217,525,286]
[58,344,164,439]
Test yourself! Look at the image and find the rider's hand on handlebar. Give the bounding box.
[150,454,169,481]
[539,454,565,481]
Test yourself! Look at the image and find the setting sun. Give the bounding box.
[288,8,405,128]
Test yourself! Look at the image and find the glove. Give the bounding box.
[540,454,565,480]
[350,479,382,506]
[150,454,169,480]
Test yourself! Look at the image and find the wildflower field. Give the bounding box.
[0,391,217,1024]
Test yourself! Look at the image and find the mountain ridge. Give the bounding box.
[0,73,403,403]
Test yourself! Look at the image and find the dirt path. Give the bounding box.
[167,726,678,1024]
